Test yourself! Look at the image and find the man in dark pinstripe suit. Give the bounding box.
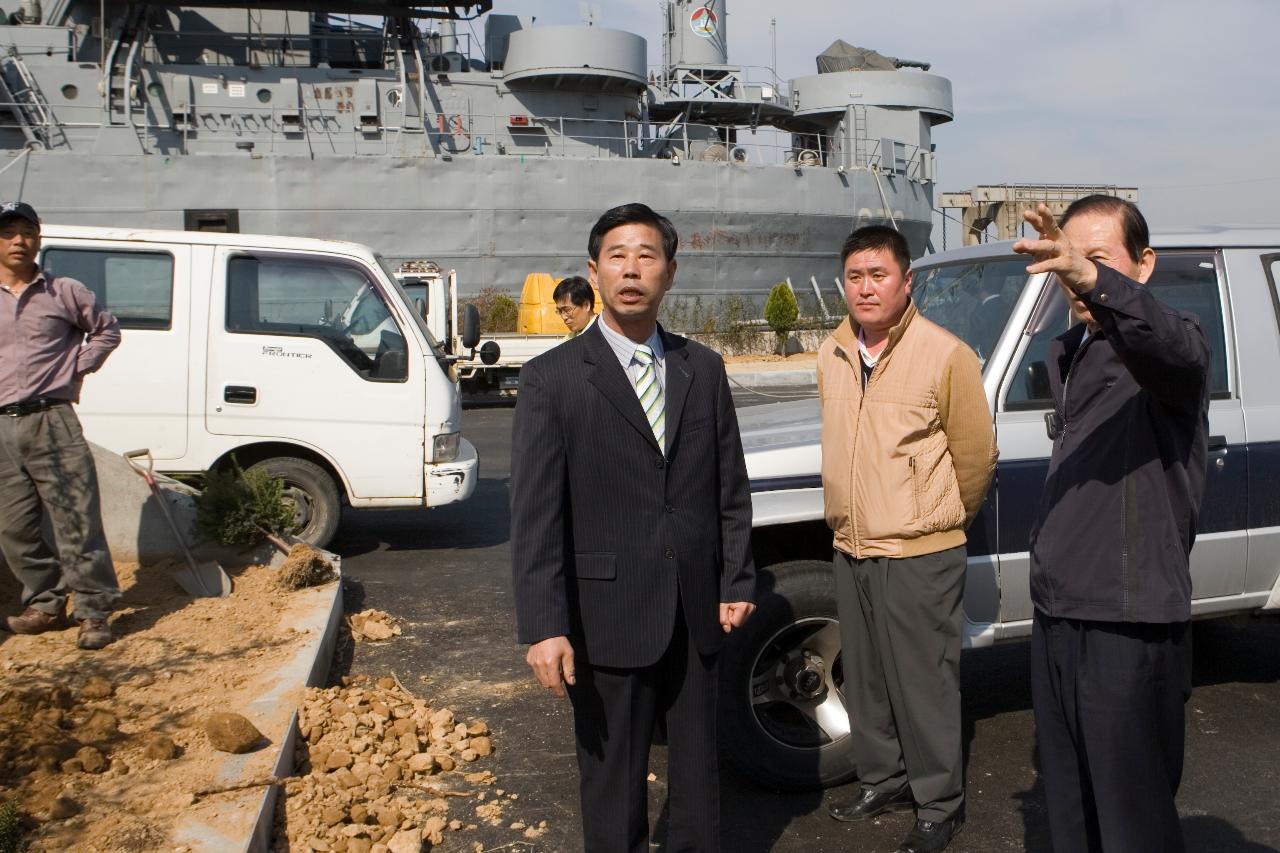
[511,203,756,852]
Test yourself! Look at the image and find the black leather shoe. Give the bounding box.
[828,785,913,822]
[897,814,963,853]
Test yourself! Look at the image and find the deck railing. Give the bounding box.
[0,95,926,181]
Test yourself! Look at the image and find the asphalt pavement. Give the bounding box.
[331,399,1280,853]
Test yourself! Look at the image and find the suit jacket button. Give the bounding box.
[665,504,675,513]
[664,547,674,559]
[655,458,665,469]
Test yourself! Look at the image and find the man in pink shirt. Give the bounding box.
[0,202,122,650]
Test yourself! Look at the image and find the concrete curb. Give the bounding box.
[245,552,344,853]
[169,553,344,852]
[725,368,817,390]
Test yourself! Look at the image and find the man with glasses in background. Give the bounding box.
[553,275,597,340]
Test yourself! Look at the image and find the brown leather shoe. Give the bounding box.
[4,606,70,635]
[76,618,112,650]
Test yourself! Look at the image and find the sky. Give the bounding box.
[479,1,1278,241]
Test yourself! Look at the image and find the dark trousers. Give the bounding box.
[0,404,118,621]
[833,547,966,821]
[1031,611,1191,853]
[568,600,719,853]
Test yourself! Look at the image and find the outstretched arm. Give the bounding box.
[1012,204,1209,413]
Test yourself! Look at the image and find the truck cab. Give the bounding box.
[727,229,1280,790]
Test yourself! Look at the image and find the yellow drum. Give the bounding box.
[517,273,602,334]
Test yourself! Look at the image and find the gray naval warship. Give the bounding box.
[0,0,953,303]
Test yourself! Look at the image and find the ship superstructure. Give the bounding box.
[0,0,953,303]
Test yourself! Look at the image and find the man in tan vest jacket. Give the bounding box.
[819,226,996,853]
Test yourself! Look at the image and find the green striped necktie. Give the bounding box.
[633,344,665,450]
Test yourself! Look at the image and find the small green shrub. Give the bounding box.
[466,287,519,333]
[194,464,298,547]
[487,294,518,333]
[764,282,799,355]
[0,800,27,853]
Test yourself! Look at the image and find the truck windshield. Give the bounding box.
[374,254,448,367]
[910,256,1031,365]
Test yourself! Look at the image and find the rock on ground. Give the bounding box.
[204,712,265,754]
[347,610,402,642]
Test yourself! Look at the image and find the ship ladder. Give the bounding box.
[102,6,147,131]
[852,103,867,168]
[0,52,67,149]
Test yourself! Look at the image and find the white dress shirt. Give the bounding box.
[597,316,666,391]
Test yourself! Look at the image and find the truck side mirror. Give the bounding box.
[461,303,482,350]
[479,340,500,366]
[414,297,428,323]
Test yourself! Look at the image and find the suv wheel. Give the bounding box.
[720,559,857,790]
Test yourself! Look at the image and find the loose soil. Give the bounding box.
[273,675,545,852]
[278,544,338,591]
[1,568,543,853]
[0,559,333,852]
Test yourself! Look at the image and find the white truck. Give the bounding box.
[43,226,485,548]
[392,260,562,395]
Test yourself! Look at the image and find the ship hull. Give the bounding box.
[4,151,930,300]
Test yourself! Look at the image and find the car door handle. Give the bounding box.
[224,385,257,404]
[1044,412,1063,441]
[1207,434,1229,470]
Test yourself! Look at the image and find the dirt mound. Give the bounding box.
[0,561,320,852]
[278,544,337,591]
[273,675,546,851]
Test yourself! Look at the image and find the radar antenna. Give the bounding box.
[578,1,601,26]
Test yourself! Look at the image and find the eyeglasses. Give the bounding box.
[555,305,583,318]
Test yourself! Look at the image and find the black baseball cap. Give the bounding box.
[0,201,39,226]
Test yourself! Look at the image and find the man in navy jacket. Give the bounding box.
[1014,196,1210,853]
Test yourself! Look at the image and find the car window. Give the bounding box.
[1003,251,1230,411]
[226,254,408,382]
[1003,285,1070,410]
[1147,252,1229,398]
[374,254,449,366]
[911,257,1031,365]
[43,248,174,330]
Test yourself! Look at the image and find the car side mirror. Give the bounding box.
[461,303,481,350]
[1026,360,1051,402]
[479,340,500,366]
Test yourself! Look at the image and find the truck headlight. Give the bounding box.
[432,431,461,463]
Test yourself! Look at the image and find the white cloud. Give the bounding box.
[516,0,1280,228]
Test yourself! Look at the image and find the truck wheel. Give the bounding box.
[719,559,857,791]
[247,457,341,549]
